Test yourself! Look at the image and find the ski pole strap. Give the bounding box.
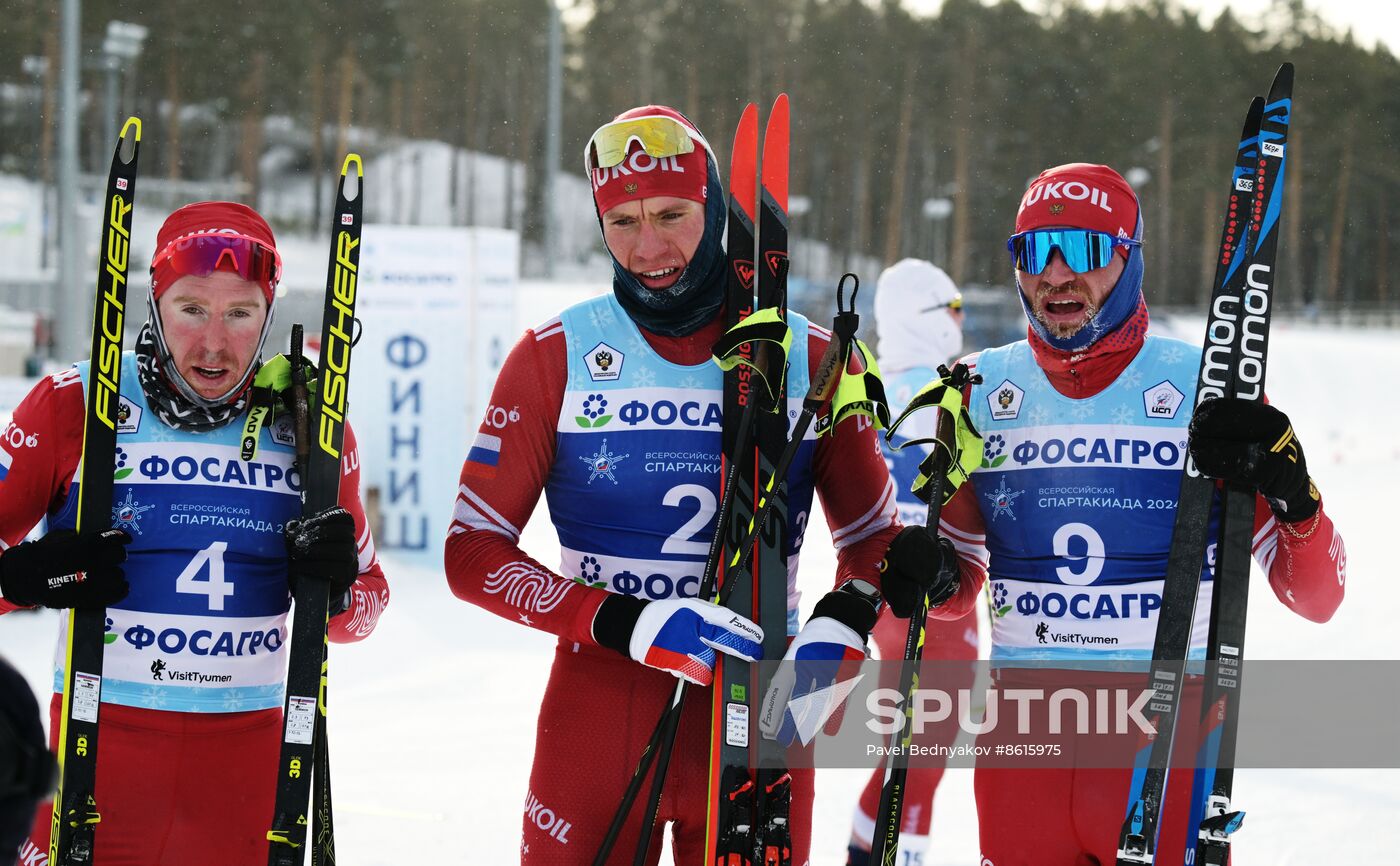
[239,351,320,462]
[885,364,983,505]
[831,272,861,346]
[712,307,792,411]
[823,338,889,435]
[811,273,888,434]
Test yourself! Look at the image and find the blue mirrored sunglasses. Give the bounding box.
[1007,229,1141,274]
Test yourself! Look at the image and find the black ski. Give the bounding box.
[1187,62,1293,866]
[712,93,793,866]
[1115,95,1267,865]
[753,92,793,866]
[50,115,141,866]
[267,154,363,866]
[592,102,790,866]
[706,99,761,866]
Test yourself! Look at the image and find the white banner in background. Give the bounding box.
[352,225,518,560]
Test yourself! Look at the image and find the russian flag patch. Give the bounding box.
[0,445,12,482]
[464,433,502,478]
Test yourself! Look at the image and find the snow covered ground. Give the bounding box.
[3,319,1397,864]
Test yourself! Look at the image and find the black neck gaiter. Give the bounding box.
[607,162,727,337]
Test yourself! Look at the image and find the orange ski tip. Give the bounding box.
[762,95,790,212]
[730,103,760,219]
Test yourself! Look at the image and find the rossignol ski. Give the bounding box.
[51,115,141,866]
[590,102,786,866]
[1186,62,1293,866]
[1116,84,1275,865]
[750,92,794,866]
[869,363,982,865]
[710,92,794,866]
[595,98,867,866]
[267,153,363,866]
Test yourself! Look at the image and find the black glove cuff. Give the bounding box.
[329,588,353,618]
[592,593,648,657]
[1272,477,1321,523]
[812,589,879,638]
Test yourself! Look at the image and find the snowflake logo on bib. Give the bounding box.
[580,439,629,485]
[984,477,1023,521]
[112,489,155,535]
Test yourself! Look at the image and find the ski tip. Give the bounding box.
[119,116,142,143]
[341,153,364,179]
[761,96,790,212]
[729,104,759,217]
[1243,96,1265,133]
[1274,61,1294,85]
[734,102,759,151]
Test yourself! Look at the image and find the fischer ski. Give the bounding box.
[267,154,363,866]
[50,115,141,866]
[1116,87,1272,865]
[1186,62,1293,866]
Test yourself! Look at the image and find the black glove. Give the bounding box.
[878,525,960,618]
[0,528,130,609]
[1188,397,1319,522]
[285,507,358,616]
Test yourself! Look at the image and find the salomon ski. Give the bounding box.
[1116,93,1269,865]
[1186,62,1293,866]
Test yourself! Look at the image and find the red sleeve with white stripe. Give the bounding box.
[0,370,85,614]
[443,323,613,646]
[913,352,1346,624]
[926,468,1348,625]
[0,376,393,632]
[806,324,902,590]
[1250,494,1344,623]
[927,470,1348,625]
[329,421,390,643]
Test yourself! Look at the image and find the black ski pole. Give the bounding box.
[869,363,980,865]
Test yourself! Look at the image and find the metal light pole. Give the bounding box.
[923,197,953,270]
[542,0,563,277]
[56,0,81,362]
[102,21,149,145]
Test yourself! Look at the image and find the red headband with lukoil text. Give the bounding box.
[150,201,279,304]
[590,106,711,215]
[1015,163,1140,254]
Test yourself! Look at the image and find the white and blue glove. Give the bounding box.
[593,595,764,686]
[759,581,882,748]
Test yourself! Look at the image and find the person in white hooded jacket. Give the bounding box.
[844,258,981,866]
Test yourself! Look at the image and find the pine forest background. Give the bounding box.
[0,0,1391,312]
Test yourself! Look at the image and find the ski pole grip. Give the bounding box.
[289,324,309,464]
[808,336,844,405]
[809,273,862,407]
[832,272,860,346]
